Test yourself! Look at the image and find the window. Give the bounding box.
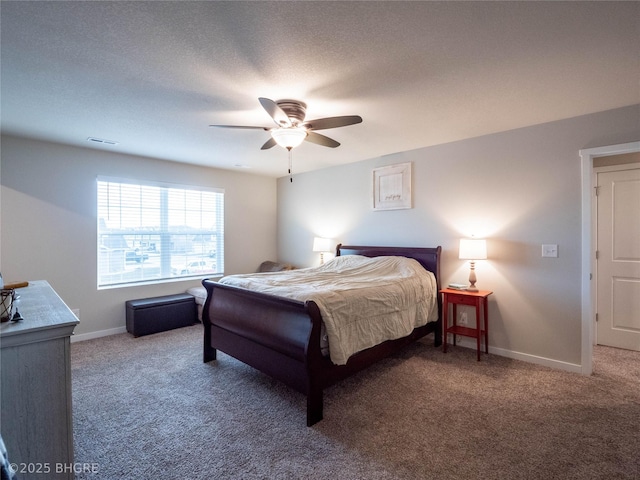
[97,178,224,288]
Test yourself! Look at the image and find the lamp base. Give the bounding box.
[467,261,479,292]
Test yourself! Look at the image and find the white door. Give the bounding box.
[596,166,640,351]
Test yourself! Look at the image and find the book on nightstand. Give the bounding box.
[447,283,468,290]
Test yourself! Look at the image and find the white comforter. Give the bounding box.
[218,255,438,365]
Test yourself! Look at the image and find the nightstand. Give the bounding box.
[440,288,493,361]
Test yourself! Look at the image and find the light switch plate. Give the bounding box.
[542,244,558,258]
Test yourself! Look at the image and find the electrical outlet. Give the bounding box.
[459,312,468,325]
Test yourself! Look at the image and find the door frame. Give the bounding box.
[580,141,640,375]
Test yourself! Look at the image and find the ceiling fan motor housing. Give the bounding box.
[276,99,307,125]
[210,97,362,153]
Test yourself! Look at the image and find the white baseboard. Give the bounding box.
[71,326,127,343]
[451,337,583,374]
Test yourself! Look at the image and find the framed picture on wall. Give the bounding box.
[372,162,412,210]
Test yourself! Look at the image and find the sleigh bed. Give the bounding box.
[202,244,442,426]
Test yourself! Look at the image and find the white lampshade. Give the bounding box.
[271,127,307,149]
[459,238,487,260]
[312,237,332,253]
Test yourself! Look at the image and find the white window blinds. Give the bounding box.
[97,178,224,288]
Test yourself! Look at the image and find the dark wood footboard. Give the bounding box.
[202,281,326,425]
[202,244,442,426]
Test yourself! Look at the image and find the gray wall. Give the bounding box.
[0,135,277,337]
[276,105,640,369]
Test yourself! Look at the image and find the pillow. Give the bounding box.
[186,286,207,306]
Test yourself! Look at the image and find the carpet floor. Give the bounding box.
[71,325,640,480]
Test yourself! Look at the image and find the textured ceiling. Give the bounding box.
[1,1,638,177]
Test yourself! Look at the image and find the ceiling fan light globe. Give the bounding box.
[271,128,307,149]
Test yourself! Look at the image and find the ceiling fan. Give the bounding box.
[210,97,363,151]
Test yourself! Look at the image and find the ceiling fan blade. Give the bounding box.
[209,125,270,130]
[305,131,340,148]
[303,115,362,131]
[258,97,292,128]
[260,137,277,150]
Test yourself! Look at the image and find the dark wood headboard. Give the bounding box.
[336,244,442,290]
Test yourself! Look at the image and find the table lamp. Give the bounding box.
[459,238,487,292]
[312,237,332,265]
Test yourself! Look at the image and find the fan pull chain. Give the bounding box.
[287,147,293,182]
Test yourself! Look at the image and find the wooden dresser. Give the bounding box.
[0,280,79,480]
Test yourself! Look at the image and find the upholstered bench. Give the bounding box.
[126,294,197,337]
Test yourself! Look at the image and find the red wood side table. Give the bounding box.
[440,288,493,361]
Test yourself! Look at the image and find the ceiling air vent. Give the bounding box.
[87,137,119,146]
